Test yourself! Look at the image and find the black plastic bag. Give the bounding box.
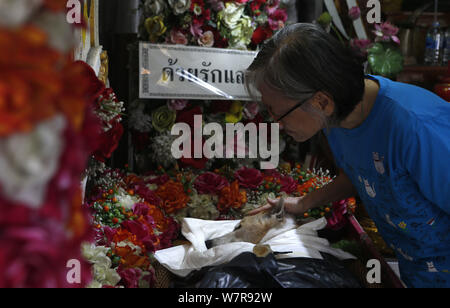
[173,252,362,288]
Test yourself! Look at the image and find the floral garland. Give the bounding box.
[84,161,356,287]
[0,0,104,288]
[140,0,288,50]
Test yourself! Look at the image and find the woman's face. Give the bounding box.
[258,83,325,142]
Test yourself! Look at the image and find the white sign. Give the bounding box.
[139,43,258,101]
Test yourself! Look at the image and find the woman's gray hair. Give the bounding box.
[245,23,365,127]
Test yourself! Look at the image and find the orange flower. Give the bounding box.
[147,203,171,232]
[217,181,247,213]
[114,246,150,270]
[156,180,189,214]
[0,25,103,137]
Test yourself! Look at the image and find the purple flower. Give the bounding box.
[207,0,224,11]
[348,6,361,20]
[167,99,188,111]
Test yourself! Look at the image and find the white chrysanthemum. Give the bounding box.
[150,131,177,168]
[82,243,121,288]
[188,193,220,220]
[116,187,142,210]
[129,100,152,133]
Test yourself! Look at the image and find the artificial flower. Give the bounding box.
[373,22,400,44]
[218,2,245,30]
[217,180,247,213]
[169,28,188,45]
[194,172,229,194]
[187,193,220,220]
[167,99,188,111]
[198,30,215,47]
[156,180,189,214]
[234,166,263,189]
[225,101,244,123]
[145,16,167,42]
[168,0,191,15]
[128,100,153,133]
[348,6,361,20]
[151,105,176,132]
[143,0,167,16]
[268,9,287,31]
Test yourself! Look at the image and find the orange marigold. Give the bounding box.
[217,180,247,213]
[155,180,189,214]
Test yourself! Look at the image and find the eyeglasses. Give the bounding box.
[271,95,313,123]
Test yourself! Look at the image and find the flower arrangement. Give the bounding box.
[84,160,357,288]
[0,0,105,288]
[140,0,288,50]
[316,4,403,78]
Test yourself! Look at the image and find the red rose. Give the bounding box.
[176,105,202,128]
[93,120,124,162]
[280,175,297,194]
[251,25,273,45]
[234,166,263,189]
[194,172,229,194]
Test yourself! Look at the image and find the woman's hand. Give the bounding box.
[246,196,309,216]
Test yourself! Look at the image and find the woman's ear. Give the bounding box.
[311,92,335,117]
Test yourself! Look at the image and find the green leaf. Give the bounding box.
[367,42,404,78]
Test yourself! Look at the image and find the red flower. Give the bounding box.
[93,120,124,162]
[194,172,229,194]
[234,166,263,189]
[280,175,297,194]
[251,25,273,45]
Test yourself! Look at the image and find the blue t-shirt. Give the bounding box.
[326,75,450,288]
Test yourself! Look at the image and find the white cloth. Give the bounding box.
[155,216,356,277]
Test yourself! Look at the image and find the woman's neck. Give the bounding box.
[339,78,380,129]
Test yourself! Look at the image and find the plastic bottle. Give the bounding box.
[442,27,450,66]
[424,21,444,65]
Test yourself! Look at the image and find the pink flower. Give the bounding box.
[268,9,287,31]
[169,29,188,45]
[194,172,229,194]
[190,19,203,38]
[348,6,361,20]
[117,267,142,288]
[234,166,263,189]
[265,0,280,15]
[326,199,348,231]
[167,99,188,111]
[198,30,214,47]
[350,38,372,56]
[373,22,400,44]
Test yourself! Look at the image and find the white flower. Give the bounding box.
[168,0,191,15]
[82,243,122,288]
[128,100,152,133]
[219,2,245,29]
[116,187,142,210]
[0,0,41,27]
[0,115,65,208]
[144,0,166,16]
[198,31,214,47]
[188,193,220,220]
[150,131,177,168]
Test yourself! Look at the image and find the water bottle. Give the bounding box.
[443,27,450,65]
[424,21,444,65]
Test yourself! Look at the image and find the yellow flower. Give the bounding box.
[398,221,407,229]
[225,101,243,123]
[145,16,167,42]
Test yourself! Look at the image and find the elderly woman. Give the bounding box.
[247,23,450,288]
